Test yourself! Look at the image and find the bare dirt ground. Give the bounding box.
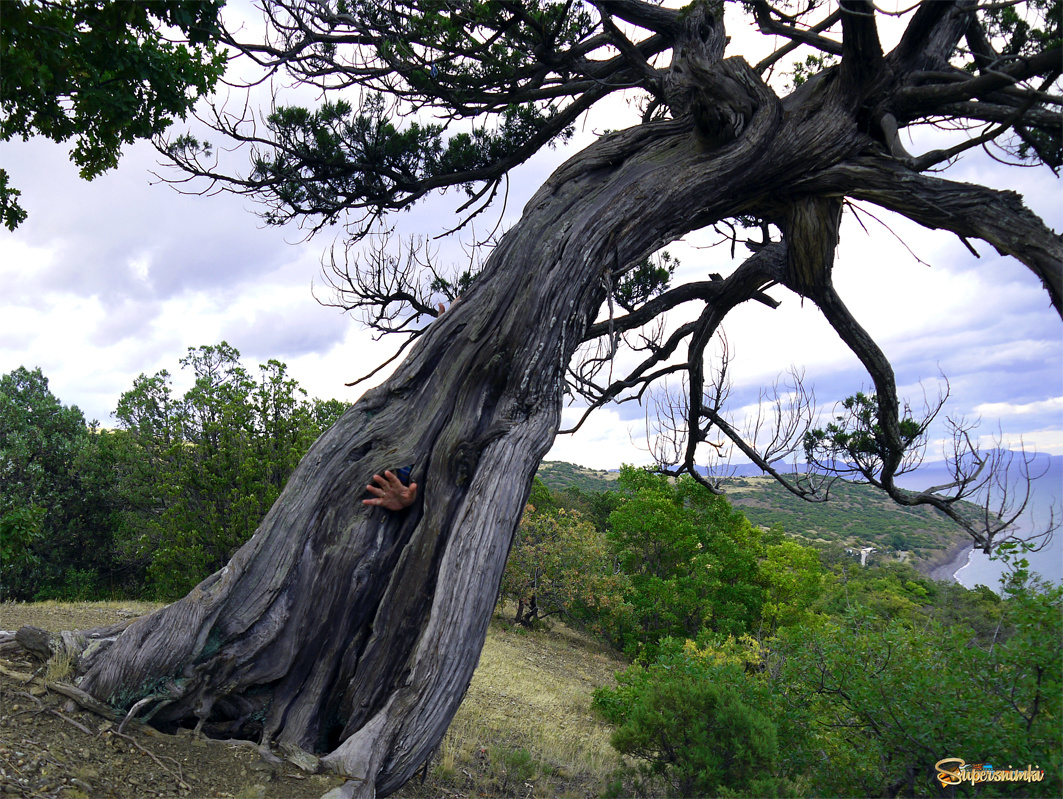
[0,602,347,799]
[0,603,621,799]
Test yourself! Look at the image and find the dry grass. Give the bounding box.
[25,599,162,614]
[0,600,163,633]
[43,648,76,682]
[422,613,625,797]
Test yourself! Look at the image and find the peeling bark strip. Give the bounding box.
[26,2,1061,797]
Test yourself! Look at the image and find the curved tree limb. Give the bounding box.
[754,8,843,75]
[800,157,1063,314]
[894,47,1063,118]
[752,1,843,57]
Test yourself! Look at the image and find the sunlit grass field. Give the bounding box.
[426,614,623,797]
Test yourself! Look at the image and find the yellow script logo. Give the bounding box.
[935,758,1045,787]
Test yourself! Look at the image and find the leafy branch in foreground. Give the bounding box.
[0,0,226,228]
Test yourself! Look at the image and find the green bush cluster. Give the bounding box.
[513,466,1057,797]
[0,346,348,600]
[592,565,1060,797]
[596,639,795,798]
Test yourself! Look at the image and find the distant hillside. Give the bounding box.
[719,474,970,562]
[536,461,971,570]
[536,461,619,494]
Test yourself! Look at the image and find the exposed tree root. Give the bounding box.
[1,654,322,788]
[0,661,118,720]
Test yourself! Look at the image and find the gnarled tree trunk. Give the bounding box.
[20,7,1062,798]
[71,116,783,798]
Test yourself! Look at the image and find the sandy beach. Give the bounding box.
[926,539,975,583]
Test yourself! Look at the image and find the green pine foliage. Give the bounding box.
[595,637,799,798]
[591,548,1059,797]
[112,343,349,599]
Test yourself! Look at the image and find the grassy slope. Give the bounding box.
[405,614,623,798]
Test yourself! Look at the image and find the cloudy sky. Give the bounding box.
[1,2,1060,476]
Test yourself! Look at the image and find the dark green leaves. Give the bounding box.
[803,391,925,479]
[979,0,1061,61]
[246,95,571,227]
[613,251,677,312]
[0,349,350,601]
[0,366,96,598]
[0,0,226,227]
[113,343,347,598]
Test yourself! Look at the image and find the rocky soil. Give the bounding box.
[0,603,352,799]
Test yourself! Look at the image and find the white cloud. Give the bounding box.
[975,397,1063,419]
[549,406,657,470]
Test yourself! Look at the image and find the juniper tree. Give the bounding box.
[8,2,1060,798]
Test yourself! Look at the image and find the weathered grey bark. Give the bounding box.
[72,105,791,795]
[20,4,1061,798]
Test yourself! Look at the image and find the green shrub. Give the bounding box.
[595,639,795,797]
[603,467,765,660]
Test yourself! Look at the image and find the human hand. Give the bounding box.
[362,470,418,510]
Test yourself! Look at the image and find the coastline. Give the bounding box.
[923,539,975,584]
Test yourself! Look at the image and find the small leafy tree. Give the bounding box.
[605,466,765,659]
[501,501,624,630]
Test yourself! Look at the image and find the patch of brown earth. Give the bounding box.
[0,603,346,799]
[1,604,618,799]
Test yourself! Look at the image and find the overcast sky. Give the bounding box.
[1,2,1060,476]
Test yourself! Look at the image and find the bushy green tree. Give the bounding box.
[525,475,557,516]
[767,574,1061,797]
[0,351,349,600]
[758,536,827,634]
[0,0,226,229]
[113,343,350,598]
[0,366,121,599]
[604,466,765,659]
[597,561,1059,798]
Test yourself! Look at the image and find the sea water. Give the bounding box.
[897,453,1062,592]
[955,509,1062,590]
